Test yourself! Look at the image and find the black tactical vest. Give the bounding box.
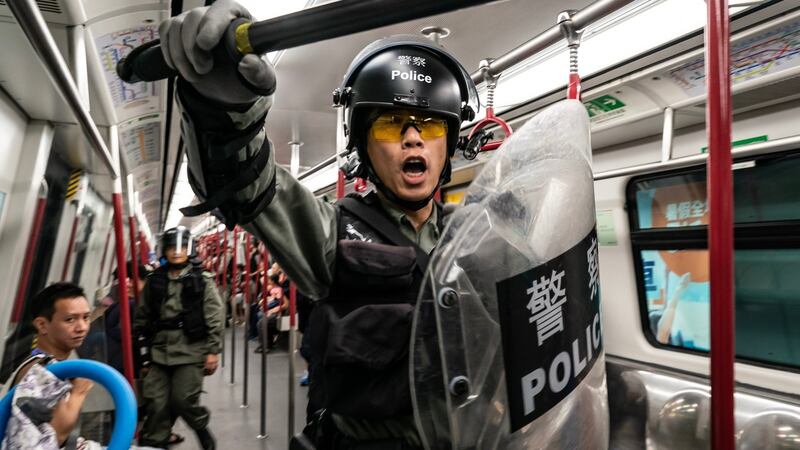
[308,192,441,420]
[146,263,209,342]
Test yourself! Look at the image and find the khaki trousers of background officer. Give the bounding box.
[141,362,208,444]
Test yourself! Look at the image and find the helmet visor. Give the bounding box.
[164,228,193,256]
[370,110,448,142]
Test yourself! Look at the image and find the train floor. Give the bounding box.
[171,326,309,449]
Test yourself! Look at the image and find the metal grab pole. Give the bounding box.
[128,219,140,301]
[61,206,80,281]
[221,229,228,368]
[470,0,636,83]
[257,243,270,440]
[109,128,135,389]
[241,233,252,408]
[12,181,48,323]
[230,228,239,385]
[126,175,140,303]
[6,0,118,177]
[288,283,298,445]
[97,225,111,287]
[706,0,735,448]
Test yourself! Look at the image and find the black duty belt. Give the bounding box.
[157,318,184,330]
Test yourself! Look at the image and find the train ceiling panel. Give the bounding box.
[119,113,162,167]
[0,18,78,123]
[86,11,165,122]
[578,9,800,151]
[81,0,167,24]
[0,0,85,25]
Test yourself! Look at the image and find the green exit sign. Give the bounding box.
[584,95,625,117]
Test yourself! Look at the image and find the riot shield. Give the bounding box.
[411,100,608,449]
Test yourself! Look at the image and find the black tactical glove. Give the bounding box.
[158,0,276,104]
[138,334,152,368]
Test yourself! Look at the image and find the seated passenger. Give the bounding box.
[1,283,156,450]
[2,282,94,449]
[253,278,287,353]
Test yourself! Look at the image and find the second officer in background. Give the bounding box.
[135,226,224,450]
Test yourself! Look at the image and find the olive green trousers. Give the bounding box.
[139,362,208,445]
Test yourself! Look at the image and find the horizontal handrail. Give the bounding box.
[593,134,800,180]
[470,0,637,84]
[7,0,118,178]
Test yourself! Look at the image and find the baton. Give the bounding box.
[116,0,497,84]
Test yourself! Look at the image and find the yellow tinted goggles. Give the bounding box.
[370,111,448,142]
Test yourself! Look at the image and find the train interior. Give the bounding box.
[0,0,799,448]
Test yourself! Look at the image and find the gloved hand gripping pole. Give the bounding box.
[558,10,584,101]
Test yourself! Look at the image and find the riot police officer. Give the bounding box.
[135,226,224,449]
[159,1,478,447]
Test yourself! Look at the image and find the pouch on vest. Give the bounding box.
[181,271,209,342]
[335,240,416,292]
[315,240,418,418]
[320,302,414,419]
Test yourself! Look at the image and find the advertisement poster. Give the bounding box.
[636,180,710,351]
[641,249,710,351]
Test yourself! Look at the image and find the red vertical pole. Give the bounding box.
[222,230,229,292]
[261,244,269,313]
[128,217,140,303]
[289,283,297,328]
[706,1,734,448]
[336,170,346,200]
[215,232,221,283]
[112,191,135,388]
[139,231,149,266]
[61,210,80,281]
[13,187,48,323]
[244,235,252,307]
[232,228,239,299]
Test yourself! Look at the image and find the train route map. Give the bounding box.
[669,17,800,97]
[96,26,159,108]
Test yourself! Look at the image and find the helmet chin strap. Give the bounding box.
[365,164,441,212]
[168,260,189,270]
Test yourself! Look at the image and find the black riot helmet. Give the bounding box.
[333,35,480,210]
[160,226,195,258]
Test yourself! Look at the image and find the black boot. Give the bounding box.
[195,428,216,450]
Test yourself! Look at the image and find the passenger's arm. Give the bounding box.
[203,273,225,355]
[656,273,691,344]
[50,377,93,445]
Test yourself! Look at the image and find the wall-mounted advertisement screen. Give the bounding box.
[641,248,800,368]
[641,249,709,351]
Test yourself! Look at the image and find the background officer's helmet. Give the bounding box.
[160,226,195,258]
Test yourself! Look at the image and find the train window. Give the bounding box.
[628,151,800,370]
[631,153,800,230]
[639,248,800,368]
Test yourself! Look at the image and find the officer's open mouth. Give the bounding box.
[402,157,427,176]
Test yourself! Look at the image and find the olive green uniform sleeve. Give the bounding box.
[176,82,337,300]
[203,272,225,354]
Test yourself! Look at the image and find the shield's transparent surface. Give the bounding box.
[411,100,608,449]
